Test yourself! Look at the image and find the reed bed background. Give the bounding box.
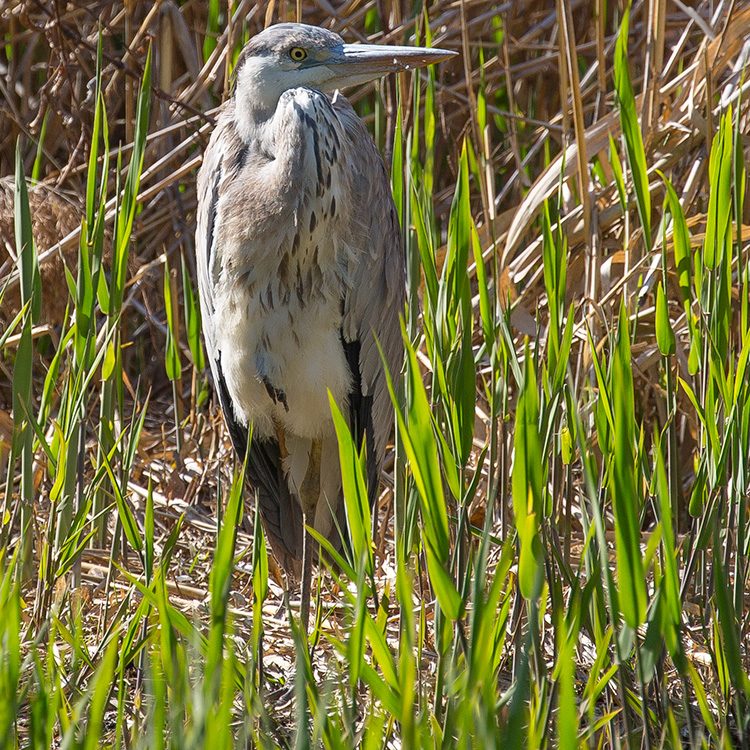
[1,0,750,747]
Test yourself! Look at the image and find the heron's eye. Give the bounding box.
[289,47,307,62]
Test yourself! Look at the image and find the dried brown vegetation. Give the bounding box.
[2,0,750,746]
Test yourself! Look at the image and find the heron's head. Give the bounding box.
[233,23,455,127]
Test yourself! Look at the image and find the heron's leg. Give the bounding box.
[273,417,289,461]
[299,436,322,629]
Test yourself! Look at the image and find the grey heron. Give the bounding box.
[195,23,455,626]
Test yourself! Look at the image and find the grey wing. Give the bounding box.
[195,110,225,370]
[334,96,405,497]
[195,105,304,574]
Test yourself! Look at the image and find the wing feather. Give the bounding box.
[333,95,405,494]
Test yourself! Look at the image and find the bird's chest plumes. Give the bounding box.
[214,88,355,439]
[224,88,353,315]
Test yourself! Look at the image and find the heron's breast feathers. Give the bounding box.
[206,88,368,443]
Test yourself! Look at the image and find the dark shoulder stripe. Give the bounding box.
[205,163,222,267]
[234,143,248,172]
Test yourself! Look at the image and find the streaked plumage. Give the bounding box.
[195,24,455,613]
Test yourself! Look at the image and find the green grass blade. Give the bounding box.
[655,281,676,356]
[0,565,20,746]
[163,255,182,382]
[329,392,373,577]
[610,304,647,629]
[614,7,651,249]
[704,107,734,271]
[512,345,544,600]
[13,139,36,578]
[181,251,205,371]
[660,173,693,306]
[82,632,120,750]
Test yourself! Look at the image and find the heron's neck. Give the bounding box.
[233,60,289,145]
[234,98,278,146]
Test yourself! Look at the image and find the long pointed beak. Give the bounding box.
[340,42,456,72]
[321,42,456,88]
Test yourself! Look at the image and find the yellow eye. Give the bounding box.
[289,47,307,61]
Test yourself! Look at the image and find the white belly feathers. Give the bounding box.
[216,291,350,440]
